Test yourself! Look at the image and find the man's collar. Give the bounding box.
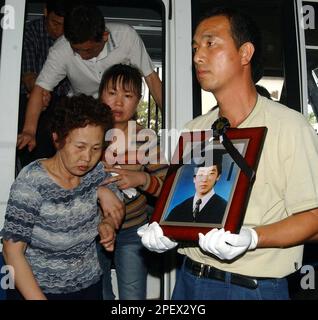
[106,30,117,53]
[94,31,117,61]
[193,188,215,210]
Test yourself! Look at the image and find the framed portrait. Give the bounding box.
[150,127,267,241]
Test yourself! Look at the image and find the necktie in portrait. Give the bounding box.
[193,199,202,221]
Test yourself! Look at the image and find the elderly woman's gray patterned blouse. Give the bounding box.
[1,160,120,294]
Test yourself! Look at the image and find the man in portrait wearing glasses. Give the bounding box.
[166,154,227,224]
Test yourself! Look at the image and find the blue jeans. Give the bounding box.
[172,256,290,300]
[96,224,148,300]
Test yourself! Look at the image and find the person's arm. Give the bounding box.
[255,208,318,247]
[17,85,48,151]
[140,166,168,197]
[144,71,162,111]
[103,165,168,197]
[2,240,47,300]
[104,147,168,197]
[254,118,318,247]
[21,73,51,106]
[139,144,168,197]
[126,25,163,110]
[22,72,38,94]
[98,215,117,252]
[103,167,148,190]
[309,232,318,241]
[97,185,125,230]
[198,209,318,261]
[2,170,45,298]
[18,37,69,150]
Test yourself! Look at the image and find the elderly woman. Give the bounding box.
[1,94,124,300]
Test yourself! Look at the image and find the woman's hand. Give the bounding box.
[104,167,148,189]
[97,187,125,229]
[98,218,116,252]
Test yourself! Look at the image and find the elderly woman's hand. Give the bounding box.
[97,187,125,229]
[98,218,116,252]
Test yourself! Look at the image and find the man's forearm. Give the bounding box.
[22,85,46,134]
[22,72,37,93]
[145,71,162,111]
[255,208,318,248]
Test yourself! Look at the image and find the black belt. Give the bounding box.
[185,257,260,289]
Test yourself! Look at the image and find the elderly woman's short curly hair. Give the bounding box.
[50,94,113,146]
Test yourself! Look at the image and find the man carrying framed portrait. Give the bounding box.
[138,7,318,300]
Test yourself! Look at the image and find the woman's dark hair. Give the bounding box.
[50,94,113,146]
[64,5,105,44]
[197,7,263,83]
[46,0,73,17]
[98,64,143,100]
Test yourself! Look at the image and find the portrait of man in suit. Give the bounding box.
[165,151,227,224]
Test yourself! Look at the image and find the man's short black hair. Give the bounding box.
[46,0,73,18]
[195,147,227,176]
[198,6,263,83]
[194,148,226,177]
[64,4,105,44]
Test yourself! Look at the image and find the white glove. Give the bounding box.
[198,227,258,260]
[121,187,137,199]
[137,222,178,253]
